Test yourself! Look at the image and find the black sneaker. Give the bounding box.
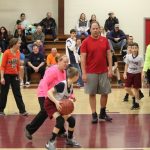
[99,113,112,122]
[131,102,140,110]
[123,94,129,102]
[24,127,32,140]
[139,91,144,100]
[91,112,98,123]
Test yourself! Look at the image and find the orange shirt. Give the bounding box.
[1,49,20,74]
[46,53,57,66]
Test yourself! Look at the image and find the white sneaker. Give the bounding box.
[53,38,58,42]
[45,141,56,150]
[25,82,30,87]
[20,81,24,86]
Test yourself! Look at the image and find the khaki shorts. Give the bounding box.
[85,73,111,94]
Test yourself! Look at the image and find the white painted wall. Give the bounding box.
[65,0,150,54]
[0,0,58,34]
[0,0,149,53]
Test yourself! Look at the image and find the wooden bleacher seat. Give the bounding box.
[26,34,125,86]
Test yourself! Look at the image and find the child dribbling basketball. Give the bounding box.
[45,67,80,150]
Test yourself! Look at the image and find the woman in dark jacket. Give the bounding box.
[0,26,9,52]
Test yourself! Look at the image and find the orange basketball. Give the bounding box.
[59,99,74,115]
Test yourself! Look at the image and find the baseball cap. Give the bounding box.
[108,11,114,15]
[115,24,119,28]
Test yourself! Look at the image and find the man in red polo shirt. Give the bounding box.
[81,21,112,123]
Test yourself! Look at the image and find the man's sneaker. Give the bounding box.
[99,113,112,122]
[91,112,98,123]
[0,112,5,116]
[24,127,32,140]
[131,102,140,110]
[57,132,67,138]
[139,91,144,100]
[66,138,81,147]
[123,94,129,102]
[20,112,28,116]
[45,140,56,150]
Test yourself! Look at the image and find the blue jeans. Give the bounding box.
[77,31,88,38]
[108,39,126,52]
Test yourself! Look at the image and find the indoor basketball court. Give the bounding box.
[0,0,150,150]
[0,88,150,150]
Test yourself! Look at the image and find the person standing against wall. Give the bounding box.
[143,44,150,90]
[81,21,112,123]
[66,29,84,87]
[0,38,27,115]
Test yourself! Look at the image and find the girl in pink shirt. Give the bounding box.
[25,55,69,140]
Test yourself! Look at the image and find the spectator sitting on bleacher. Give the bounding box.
[46,47,59,67]
[107,24,126,53]
[76,38,82,56]
[15,20,25,32]
[122,35,134,59]
[26,44,45,86]
[27,25,45,53]
[34,40,44,54]
[16,13,36,36]
[104,11,119,32]
[88,14,97,35]
[0,26,9,52]
[100,26,107,37]
[111,51,123,87]
[14,28,28,55]
[76,13,89,38]
[127,35,134,44]
[39,12,58,42]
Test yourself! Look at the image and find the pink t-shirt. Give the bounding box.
[37,65,66,97]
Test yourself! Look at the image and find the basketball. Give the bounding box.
[59,99,74,115]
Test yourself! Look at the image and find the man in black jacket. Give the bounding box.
[104,12,119,32]
[39,12,58,41]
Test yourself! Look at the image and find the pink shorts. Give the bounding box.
[44,97,58,119]
[125,73,141,88]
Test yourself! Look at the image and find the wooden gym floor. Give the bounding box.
[0,87,150,150]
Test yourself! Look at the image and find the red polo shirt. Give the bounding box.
[81,36,110,74]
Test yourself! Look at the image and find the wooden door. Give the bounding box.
[145,18,150,49]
